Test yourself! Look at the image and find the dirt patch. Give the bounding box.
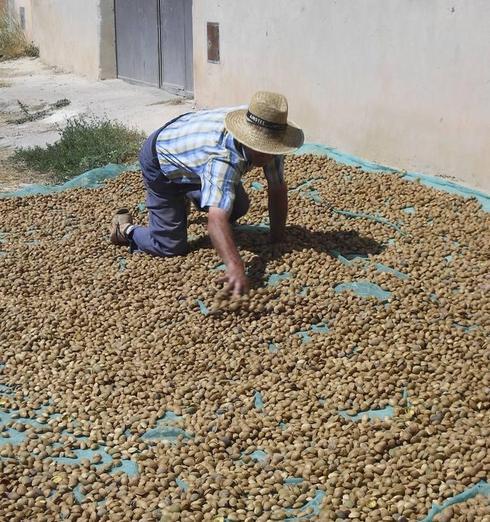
[0,147,51,192]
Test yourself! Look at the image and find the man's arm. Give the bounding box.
[208,207,248,296]
[264,156,288,243]
[267,183,288,243]
[201,157,249,296]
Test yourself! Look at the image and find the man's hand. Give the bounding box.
[208,206,249,296]
[223,263,249,297]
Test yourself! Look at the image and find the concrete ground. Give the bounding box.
[0,57,195,191]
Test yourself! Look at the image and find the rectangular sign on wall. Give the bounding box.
[207,22,220,63]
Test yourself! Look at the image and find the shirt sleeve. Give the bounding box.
[200,156,241,213]
[263,155,285,186]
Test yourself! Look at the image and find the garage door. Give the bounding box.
[115,0,160,88]
[115,0,193,95]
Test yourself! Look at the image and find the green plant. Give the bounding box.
[0,7,38,60]
[8,98,72,124]
[13,115,146,181]
[25,41,39,57]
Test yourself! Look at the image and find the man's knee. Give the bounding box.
[131,226,188,257]
[151,236,189,257]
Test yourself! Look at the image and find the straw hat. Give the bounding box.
[225,91,304,155]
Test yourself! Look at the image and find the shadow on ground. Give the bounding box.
[189,224,384,290]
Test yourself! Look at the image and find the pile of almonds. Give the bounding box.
[0,154,488,521]
[431,495,490,521]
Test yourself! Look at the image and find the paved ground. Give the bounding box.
[0,57,195,191]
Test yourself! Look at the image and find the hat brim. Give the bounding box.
[225,109,304,155]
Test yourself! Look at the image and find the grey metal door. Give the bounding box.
[115,0,160,87]
[159,0,193,96]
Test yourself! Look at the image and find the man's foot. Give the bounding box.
[110,208,133,246]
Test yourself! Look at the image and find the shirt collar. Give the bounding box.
[233,138,252,169]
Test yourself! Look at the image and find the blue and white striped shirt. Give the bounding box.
[155,107,284,212]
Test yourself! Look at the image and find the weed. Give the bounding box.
[0,8,39,60]
[18,99,30,117]
[8,98,72,124]
[13,115,146,181]
[25,42,39,57]
[52,98,70,109]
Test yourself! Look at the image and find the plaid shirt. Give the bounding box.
[155,107,284,212]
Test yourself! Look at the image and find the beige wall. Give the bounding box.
[193,0,490,192]
[21,0,116,79]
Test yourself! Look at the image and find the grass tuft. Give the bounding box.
[0,8,39,60]
[13,115,146,181]
[8,98,71,124]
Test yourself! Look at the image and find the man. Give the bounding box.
[110,91,304,296]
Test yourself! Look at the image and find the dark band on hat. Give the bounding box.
[246,111,287,131]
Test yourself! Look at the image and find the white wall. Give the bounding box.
[28,0,115,79]
[193,0,490,192]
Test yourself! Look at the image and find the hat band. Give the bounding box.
[246,111,287,131]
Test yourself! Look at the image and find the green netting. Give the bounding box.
[334,281,392,302]
[1,144,487,214]
[295,143,490,212]
[0,163,140,199]
[420,481,490,522]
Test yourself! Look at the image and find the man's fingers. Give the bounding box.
[236,280,249,297]
[218,278,235,296]
[218,269,249,297]
[230,278,242,297]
